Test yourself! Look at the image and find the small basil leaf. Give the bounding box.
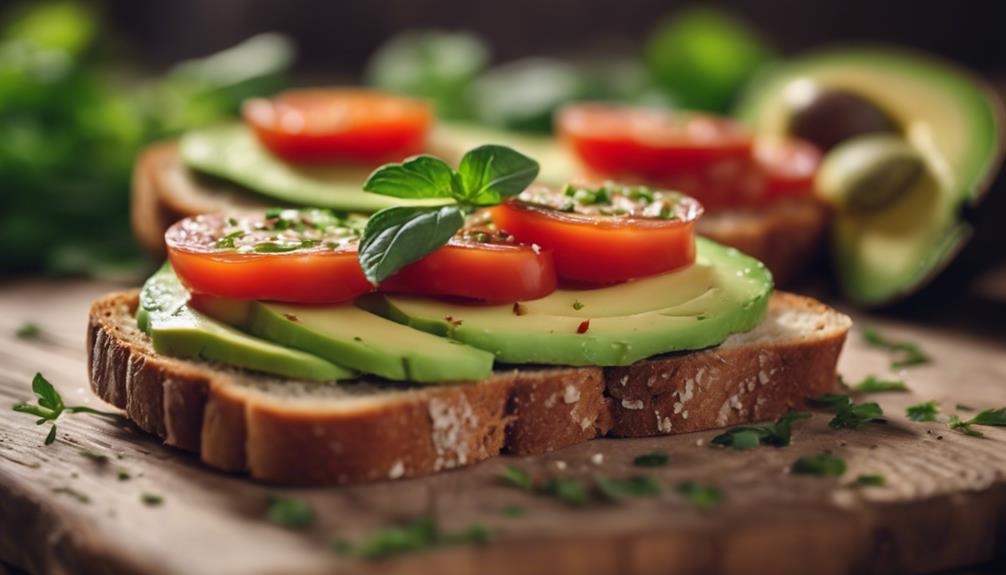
[458,145,539,205]
[359,205,464,284]
[363,155,456,199]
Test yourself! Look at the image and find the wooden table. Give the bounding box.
[1,279,1005,575]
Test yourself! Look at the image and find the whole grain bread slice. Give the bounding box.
[130,143,828,285]
[87,290,850,485]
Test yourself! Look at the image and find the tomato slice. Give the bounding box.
[491,184,702,284]
[754,137,822,201]
[557,103,752,181]
[165,210,373,304]
[380,228,557,304]
[243,89,433,164]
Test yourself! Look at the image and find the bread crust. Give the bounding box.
[87,291,849,485]
[130,144,828,284]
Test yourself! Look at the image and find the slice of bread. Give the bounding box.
[87,290,850,485]
[130,143,828,285]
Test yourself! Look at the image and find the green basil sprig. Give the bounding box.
[358,145,539,284]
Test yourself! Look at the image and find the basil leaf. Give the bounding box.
[358,205,464,284]
[457,145,539,205]
[363,155,457,199]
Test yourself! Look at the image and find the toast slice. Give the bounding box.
[88,290,850,485]
[130,143,828,285]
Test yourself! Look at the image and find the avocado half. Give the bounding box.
[736,47,1004,306]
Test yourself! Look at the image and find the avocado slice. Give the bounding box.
[138,265,353,382]
[364,237,772,366]
[180,122,576,211]
[195,296,495,383]
[736,47,1003,306]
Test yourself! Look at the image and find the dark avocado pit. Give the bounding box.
[786,87,900,151]
[737,48,1003,306]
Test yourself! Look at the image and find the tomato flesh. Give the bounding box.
[380,233,557,304]
[491,184,701,284]
[243,89,433,164]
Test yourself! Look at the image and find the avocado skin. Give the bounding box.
[138,265,353,382]
[737,47,1003,306]
[372,238,773,366]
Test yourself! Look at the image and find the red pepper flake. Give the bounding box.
[512,303,527,316]
[283,313,300,323]
[445,315,463,327]
[576,320,590,334]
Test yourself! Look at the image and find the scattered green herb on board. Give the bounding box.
[955,403,975,412]
[791,452,846,477]
[332,516,490,560]
[265,496,316,529]
[499,465,533,491]
[850,474,886,488]
[500,465,664,507]
[710,410,811,450]
[52,486,90,504]
[851,375,908,393]
[674,481,722,511]
[862,328,930,369]
[497,505,526,518]
[359,146,539,283]
[633,451,670,466]
[78,449,109,465]
[141,493,164,507]
[542,477,590,507]
[906,401,940,422]
[116,469,131,481]
[595,476,662,502]
[15,322,42,339]
[807,393,884,429]
[948,408,1006,437]
[11,373,119,445]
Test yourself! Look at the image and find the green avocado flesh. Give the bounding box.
[736,48,1002,306]
[364,237,773,366]
[195,296,495,383]
[137,265,353,382]
[180,122,575,211]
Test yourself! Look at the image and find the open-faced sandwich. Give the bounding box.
[93,144,851,485]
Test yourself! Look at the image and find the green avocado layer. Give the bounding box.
[138,265,353,382]
[363,237,773,366]
[736,47,1003,306]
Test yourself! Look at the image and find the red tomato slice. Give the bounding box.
[165,210,373,304]
[754,137,822,200]
[243,89,433,164]
[380,230,557,304]
[490,184,702,284]
[557,103,752,180]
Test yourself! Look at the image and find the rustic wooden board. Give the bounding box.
[0,280,1004,575]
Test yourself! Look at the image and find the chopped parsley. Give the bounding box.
[595,475,661,502]
[332,516,490,560]
[674,481,722,511]
[948,408,1006,437]
[499,465,533,491]
[850,474,886,488]
[807,393,884,429]
[214,230,245,249]
[906,400,940,422]
[542,477,590,507]
[141,493,164,507]
[791,452,846,477]
[15,322,41,339]
[862,328,930,369]
[572,299,584,311]
[78,449,109,465]
[851,375,908,393]
[265,496,316,529]
[710,410,811,450]
[12,373,119,445]
[116,469,131,481]
[633,451,670,467]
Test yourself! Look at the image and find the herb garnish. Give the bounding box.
[359,146,538,284]
[141,493,164,507]
[710,410,811,450]
[15,322,42,339]
[12,373,119,445]
[862,328,930,369]
[595,476,661,502]
[850,474,886,488]
[948,408,1006,438]
[117,469,131,481]
[332,516,490,560]
[807,393,884,429]
[499,465,533,491]
[542,477,590,506]
[906,400,940,422]
[791,452,846,477]
[78,449,109,465]
[851,375,908,393]
[266,495,316,529]
[52,486,91,504]
[572,299,584,311]
[633,451,670,467]
[500,465,664,507]
[674,481,722,511]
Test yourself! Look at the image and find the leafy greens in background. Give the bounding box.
[0,1,294,278]
[358,145,538,284]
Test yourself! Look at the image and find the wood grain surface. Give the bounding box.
[0,280,1004,575]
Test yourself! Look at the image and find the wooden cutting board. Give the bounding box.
[0,280,1004,575]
